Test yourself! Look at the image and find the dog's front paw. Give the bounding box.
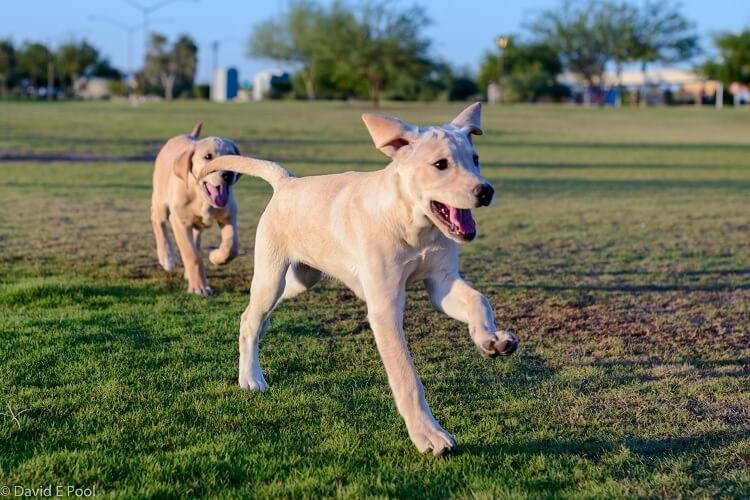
[409,420,456,456]
[479,330,519,358]
[209,248,234,266]
[188,283,213,296]
[239,372,269,392]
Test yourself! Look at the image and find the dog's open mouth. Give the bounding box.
[430,201,477,241]
[202,182,229,208]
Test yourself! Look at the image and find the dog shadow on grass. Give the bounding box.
[464,427,750,469]
[456,350,750,484]
[494,282,750,293]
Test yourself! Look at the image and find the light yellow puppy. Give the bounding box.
[151,123,241,295]
[200,103,518,455]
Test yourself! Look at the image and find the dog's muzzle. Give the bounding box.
[473,183,494,207]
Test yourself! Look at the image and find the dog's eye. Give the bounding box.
[433,159,448,170]
[203,153,213,160]
[473,154,479,166]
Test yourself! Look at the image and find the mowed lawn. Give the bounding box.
[1,100,749,498]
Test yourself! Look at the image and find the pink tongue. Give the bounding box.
[205,183,228,208]
[448,206,476,235]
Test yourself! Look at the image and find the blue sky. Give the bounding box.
[3,0,749,84]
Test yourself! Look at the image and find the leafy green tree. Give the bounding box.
[171,35,198,98]
[447,74,479,101]
[387,62,477,102]
[702,30,750,86]
[56,40,99,92]
[528,0,697,104]
[528,0,612,92]
[605,1,640,85]
[627,1,699,105]
[142,33,197,100]
[89,58,122,80]
[335,2,432,107]
[247,0,434,107]
[478,38,564,102]
[247,0,325,99]
[17,42,51,88]
[631,0,699,73]
[0,40,15,97]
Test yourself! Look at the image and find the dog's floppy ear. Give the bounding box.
[173,143,195,188]
[361,113,416,158]
[451,102,483,136]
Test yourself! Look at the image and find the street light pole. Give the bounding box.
[89,15,173,79]
[209,36,240,75]
[123,0,198,58]
[211,40,219,76]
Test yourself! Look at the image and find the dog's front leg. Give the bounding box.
[209,212,238,266]
[169,213,212,296]
[366,286,456,455]
[425,273,518,357]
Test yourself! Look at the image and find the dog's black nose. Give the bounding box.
[473,183,494,207]
[221,171,235,183]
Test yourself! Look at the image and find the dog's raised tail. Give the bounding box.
[190,122,203,137]
[198,155,293,190]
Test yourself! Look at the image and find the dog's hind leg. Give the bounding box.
[273,263,322,307]
[238,239,289,391]
[151,203,176,271]
[185,228,204,280]
[170,214,211,295]
[192,228,203,254]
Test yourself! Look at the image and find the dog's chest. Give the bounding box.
[189,205,220,229]
[404,244,449,283]
[191,215,213,229]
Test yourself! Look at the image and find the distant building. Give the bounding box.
[728,82,750,107]
[74,77,112,99]
[253,70,289,101]
[558,68,724,108]
[211,67,239,102]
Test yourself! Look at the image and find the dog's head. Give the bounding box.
[362,102,493,243]
[174,136,241,209]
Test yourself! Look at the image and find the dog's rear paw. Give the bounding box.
[159,256,176,271]
[411,424,456,456]
[480,330,519,358]
[239,374,269,392]
[188,284,214,296]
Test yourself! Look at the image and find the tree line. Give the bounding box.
[245,0,722,106]
[0,33,199,100]
[0,39,120,98]
[0,0,749,104]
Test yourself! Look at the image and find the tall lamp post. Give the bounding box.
[122,0,197,58]
[210,36,241,75]
[496,36,509,104]
[89,15,173,79]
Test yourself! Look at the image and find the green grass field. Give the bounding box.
[1,100,749,498]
